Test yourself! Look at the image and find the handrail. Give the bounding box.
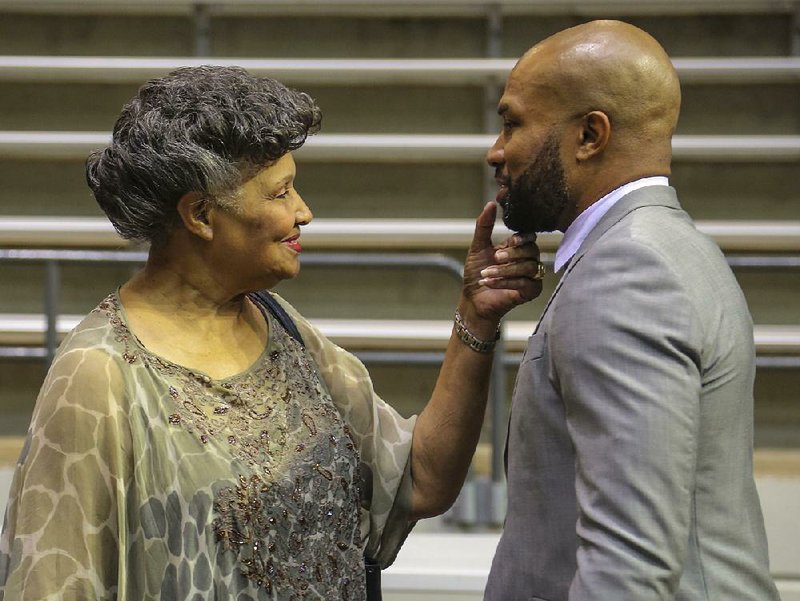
[1,56,798,85]
[1,0,795,17]
[0,248,469,350]
[2,217,800,253]
[1,132,800,162]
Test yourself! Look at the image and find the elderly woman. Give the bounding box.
[0,66,542,600]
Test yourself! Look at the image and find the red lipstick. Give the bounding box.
[282,235,302,253]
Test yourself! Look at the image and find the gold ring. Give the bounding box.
[533,261,546,281]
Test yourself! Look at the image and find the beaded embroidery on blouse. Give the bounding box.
[98,294,366,600]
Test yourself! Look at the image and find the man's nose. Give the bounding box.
[486,137,504,167]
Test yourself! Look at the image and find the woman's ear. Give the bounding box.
[176,192,214,241]
[576,111,611,161]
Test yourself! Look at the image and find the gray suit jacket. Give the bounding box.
[485,187,780,601]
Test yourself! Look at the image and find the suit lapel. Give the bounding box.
[506,186,681,474]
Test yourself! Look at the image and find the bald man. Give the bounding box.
[484,21,780,600]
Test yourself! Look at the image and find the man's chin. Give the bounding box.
[501,192,542,233]
[502,195,565,233]
[501,209,541,235]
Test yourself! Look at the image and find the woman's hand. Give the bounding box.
[410,201,544,518]
[460,201,544,330]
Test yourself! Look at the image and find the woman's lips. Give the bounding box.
[282,235,302,253]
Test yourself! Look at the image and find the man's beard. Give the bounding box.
[499,133,573,234]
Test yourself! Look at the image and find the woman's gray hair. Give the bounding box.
[86,65,322,244]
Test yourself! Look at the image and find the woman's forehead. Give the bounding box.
[249,153,297,189]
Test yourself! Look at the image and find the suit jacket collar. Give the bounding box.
[569,185,680,268]
[533,185,680,333]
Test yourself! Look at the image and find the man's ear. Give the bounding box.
[176,192,214,241]
[576,111,611,161]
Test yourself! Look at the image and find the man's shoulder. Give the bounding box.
[575,202,746,326]
[560,203,724,305]
[598,202,722,268]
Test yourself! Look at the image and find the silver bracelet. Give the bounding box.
[454,309,500,354]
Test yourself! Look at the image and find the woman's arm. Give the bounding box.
[410,202,543,519]
[0,348,128,600]
[276,201,542,552]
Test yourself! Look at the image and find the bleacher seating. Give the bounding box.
[2,311,798,353]
[2,215,800,250]
[0,0,798,597]
[3,130,800,161]
[1,55,799,84]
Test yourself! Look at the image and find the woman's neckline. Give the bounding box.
[110,289,277,384]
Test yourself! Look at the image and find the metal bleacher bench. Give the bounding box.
[1,0,798,16]
[2,215,798,359]
[1,215,800,252]
[1,55,799,85]
[2,131,800,162]
[0,56,799,161]
[1,216,797,362]
[1,312,799,355]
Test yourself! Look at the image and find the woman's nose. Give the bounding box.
[295,193,313,225]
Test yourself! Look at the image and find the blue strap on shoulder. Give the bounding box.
[252,290,381,595]
[250,290,304,347]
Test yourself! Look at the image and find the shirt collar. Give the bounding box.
[553,176,669,272]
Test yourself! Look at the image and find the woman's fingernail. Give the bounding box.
[495,251,509,262]
[481,267,499,278]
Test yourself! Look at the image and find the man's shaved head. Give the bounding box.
[515,20,681,161]
[488,20,682,233]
